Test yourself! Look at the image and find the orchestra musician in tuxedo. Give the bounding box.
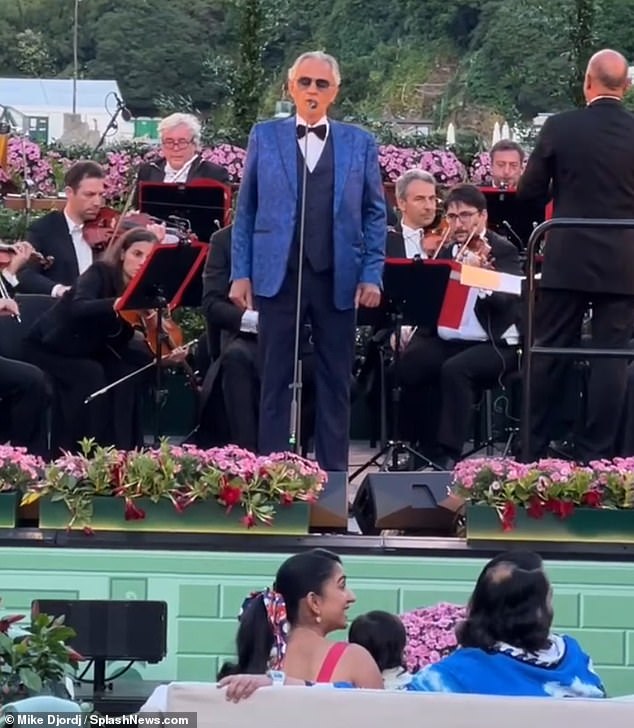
[396,184,522,468]
[23,228,186,453]
[199,225,315,451]
[386,169,442,258]
[133,113,229,207]
[517,48,634,462]
[0,242,50,457]
[19,161,106,296]
[229,51,385,472]
[489,139,525,189]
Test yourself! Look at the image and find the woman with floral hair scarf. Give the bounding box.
[218,548,383,700]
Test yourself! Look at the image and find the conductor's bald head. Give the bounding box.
[584,49,630,102]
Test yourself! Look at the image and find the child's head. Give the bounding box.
[348,610,406,671]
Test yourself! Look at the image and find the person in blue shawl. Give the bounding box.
[407,550,606,698]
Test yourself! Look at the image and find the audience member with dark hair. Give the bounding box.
[407,551,606,697]
[348,610,411,690]
[217,548,383,700]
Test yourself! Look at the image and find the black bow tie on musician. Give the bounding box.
[296,124,328,140]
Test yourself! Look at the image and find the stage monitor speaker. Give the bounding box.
[32,599,167,663]
[351,471,460,535]
[310,471,348,532]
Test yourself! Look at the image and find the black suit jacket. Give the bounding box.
[27,261,133,358]
[517,98,634,294]
[21,211,94,294]
[202,225,242,335]
[133,155,230,208]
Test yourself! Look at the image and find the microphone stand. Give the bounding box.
[93,95,128,154]
[288,122,311,453]
[18,131,35,237]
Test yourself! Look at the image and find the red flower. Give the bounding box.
[218,483,242,513]
[280,491,294,506]
[545,498,574,519]
[83,526,94,536]
[124,499,146,521]
[173,493,192,513]
[527,496,545,519]
[501,501,516,531]
[242,513,256,529]
[582,490,602,508]
[0,614,25,633]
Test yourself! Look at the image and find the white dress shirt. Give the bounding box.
[295,115,329,172]
[163,155,197,183]
[401,223,428,259]
[64,212,93,275]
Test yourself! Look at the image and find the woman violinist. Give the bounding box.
[24,227,186,454]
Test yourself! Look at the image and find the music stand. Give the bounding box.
[479,187,546,251]
[114,242,207,444]
[139,179,232,306]
[352,259,452,478]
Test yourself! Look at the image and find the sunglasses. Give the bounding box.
[296,76,332,90]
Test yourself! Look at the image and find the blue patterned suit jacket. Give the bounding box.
[230,117,386,311]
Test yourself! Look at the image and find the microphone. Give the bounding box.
[502,219,524,249]
[114,93,132,122]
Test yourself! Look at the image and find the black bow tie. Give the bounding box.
[297,124,327,141]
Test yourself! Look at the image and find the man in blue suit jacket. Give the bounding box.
[230,51,386,471]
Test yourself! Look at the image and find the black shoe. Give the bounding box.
[548,439,580,461]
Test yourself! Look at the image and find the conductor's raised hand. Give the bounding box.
[355,282,381,309]
[229,278,253,311]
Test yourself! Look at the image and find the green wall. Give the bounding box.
[1,548,633,696]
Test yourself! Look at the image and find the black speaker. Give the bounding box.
[351,470,460,535]
[310,471,348,531]
[32,599,167,663]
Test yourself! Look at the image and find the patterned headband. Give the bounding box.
[239,587,290,670]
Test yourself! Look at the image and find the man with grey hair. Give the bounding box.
[388,169,440,258]
[135,112,228,202]
[230,50,386,472]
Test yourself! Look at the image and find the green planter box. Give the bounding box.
[467,504,634,543]
[39,496,309,535]
[0,491,18,529]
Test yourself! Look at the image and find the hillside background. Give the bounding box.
[1,0,633,144]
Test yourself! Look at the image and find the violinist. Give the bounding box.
[396,184,522,468]
[387,170,447,259]
[20,161,106,297]
[23,228,185,454]
[133,113,229,207]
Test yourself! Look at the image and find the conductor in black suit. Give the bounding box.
[518,49,634,461]
[133,113,229,207]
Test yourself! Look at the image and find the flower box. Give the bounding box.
[0,492,18,529]
[467,503,634,543]
[38,496,310,535]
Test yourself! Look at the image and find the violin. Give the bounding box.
[83,208,159,251]
[0,241,55,270]
[425,217,451,258]
[454,230,493,269]
[119,307,199,391]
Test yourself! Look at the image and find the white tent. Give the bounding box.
[0,78,134,145]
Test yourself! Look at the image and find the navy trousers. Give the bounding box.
[256,266,355,472]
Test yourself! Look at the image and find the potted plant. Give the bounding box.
[22,439,325,534]
[453,457,634,542]
[0,447,45,529]
[400,603,466,673]
[0,606,81,705]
